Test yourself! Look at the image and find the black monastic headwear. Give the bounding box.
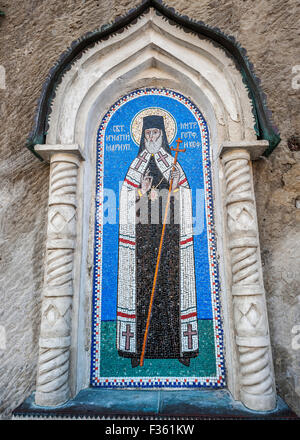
[138,115,171,154]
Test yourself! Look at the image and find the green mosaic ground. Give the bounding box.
[99,319,216,378]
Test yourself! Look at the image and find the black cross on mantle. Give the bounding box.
[122,324,134,351]
[134,151,148,170]
[183,323,197,350]
[157,151,169,167]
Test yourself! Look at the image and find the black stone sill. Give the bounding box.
[12,389,299,420]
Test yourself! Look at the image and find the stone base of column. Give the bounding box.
[35,387,70,407]
[240,389,277,412]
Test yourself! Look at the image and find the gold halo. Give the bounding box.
[130,107,177,146]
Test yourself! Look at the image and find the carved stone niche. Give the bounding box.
[18,2,287,417]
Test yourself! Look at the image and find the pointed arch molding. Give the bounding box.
[27,0,280,160]
[32,1,278,413]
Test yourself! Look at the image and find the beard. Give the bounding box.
[144,133,163,153]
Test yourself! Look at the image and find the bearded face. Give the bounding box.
[144,128,162,153]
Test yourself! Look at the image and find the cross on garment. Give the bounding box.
[157,151,169,167]
[183,324,197,350]
[134,151,148,170]
[122,324,134,351]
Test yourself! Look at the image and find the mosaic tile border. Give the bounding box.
[90,88,226,389]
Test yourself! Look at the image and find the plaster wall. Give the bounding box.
[0,0,299,418]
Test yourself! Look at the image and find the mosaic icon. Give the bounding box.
[91,88,225,389]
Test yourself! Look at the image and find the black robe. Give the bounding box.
[135,156,180,359]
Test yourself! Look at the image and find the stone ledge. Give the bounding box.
[220,140,269,160]
[12,389,299,420]
[34,144,85,162]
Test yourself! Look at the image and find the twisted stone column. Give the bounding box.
[34,145,84,407]
[221,143,276,411]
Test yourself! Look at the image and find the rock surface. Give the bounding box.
[0,0,299,418]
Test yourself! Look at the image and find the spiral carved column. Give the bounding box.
[35,147,83,406]
[222,146,276,411]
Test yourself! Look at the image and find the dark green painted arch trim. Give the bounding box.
[26,0,280,161]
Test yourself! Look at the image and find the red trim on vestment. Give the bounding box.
[119,238,136,246]
[181,312,197,320]
[117,311,136,319]
[180,237,193,246]
[125,178,139,188]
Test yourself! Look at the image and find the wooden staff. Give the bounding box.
[139,138,186,367]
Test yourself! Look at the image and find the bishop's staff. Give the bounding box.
[139,138,186,367]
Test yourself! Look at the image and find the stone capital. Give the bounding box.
[34,144,85,163]
[220,140,269,160]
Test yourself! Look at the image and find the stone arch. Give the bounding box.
[32,1,278,412]
[27,0,280,159]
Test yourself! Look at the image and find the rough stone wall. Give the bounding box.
[0,0,299,419]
